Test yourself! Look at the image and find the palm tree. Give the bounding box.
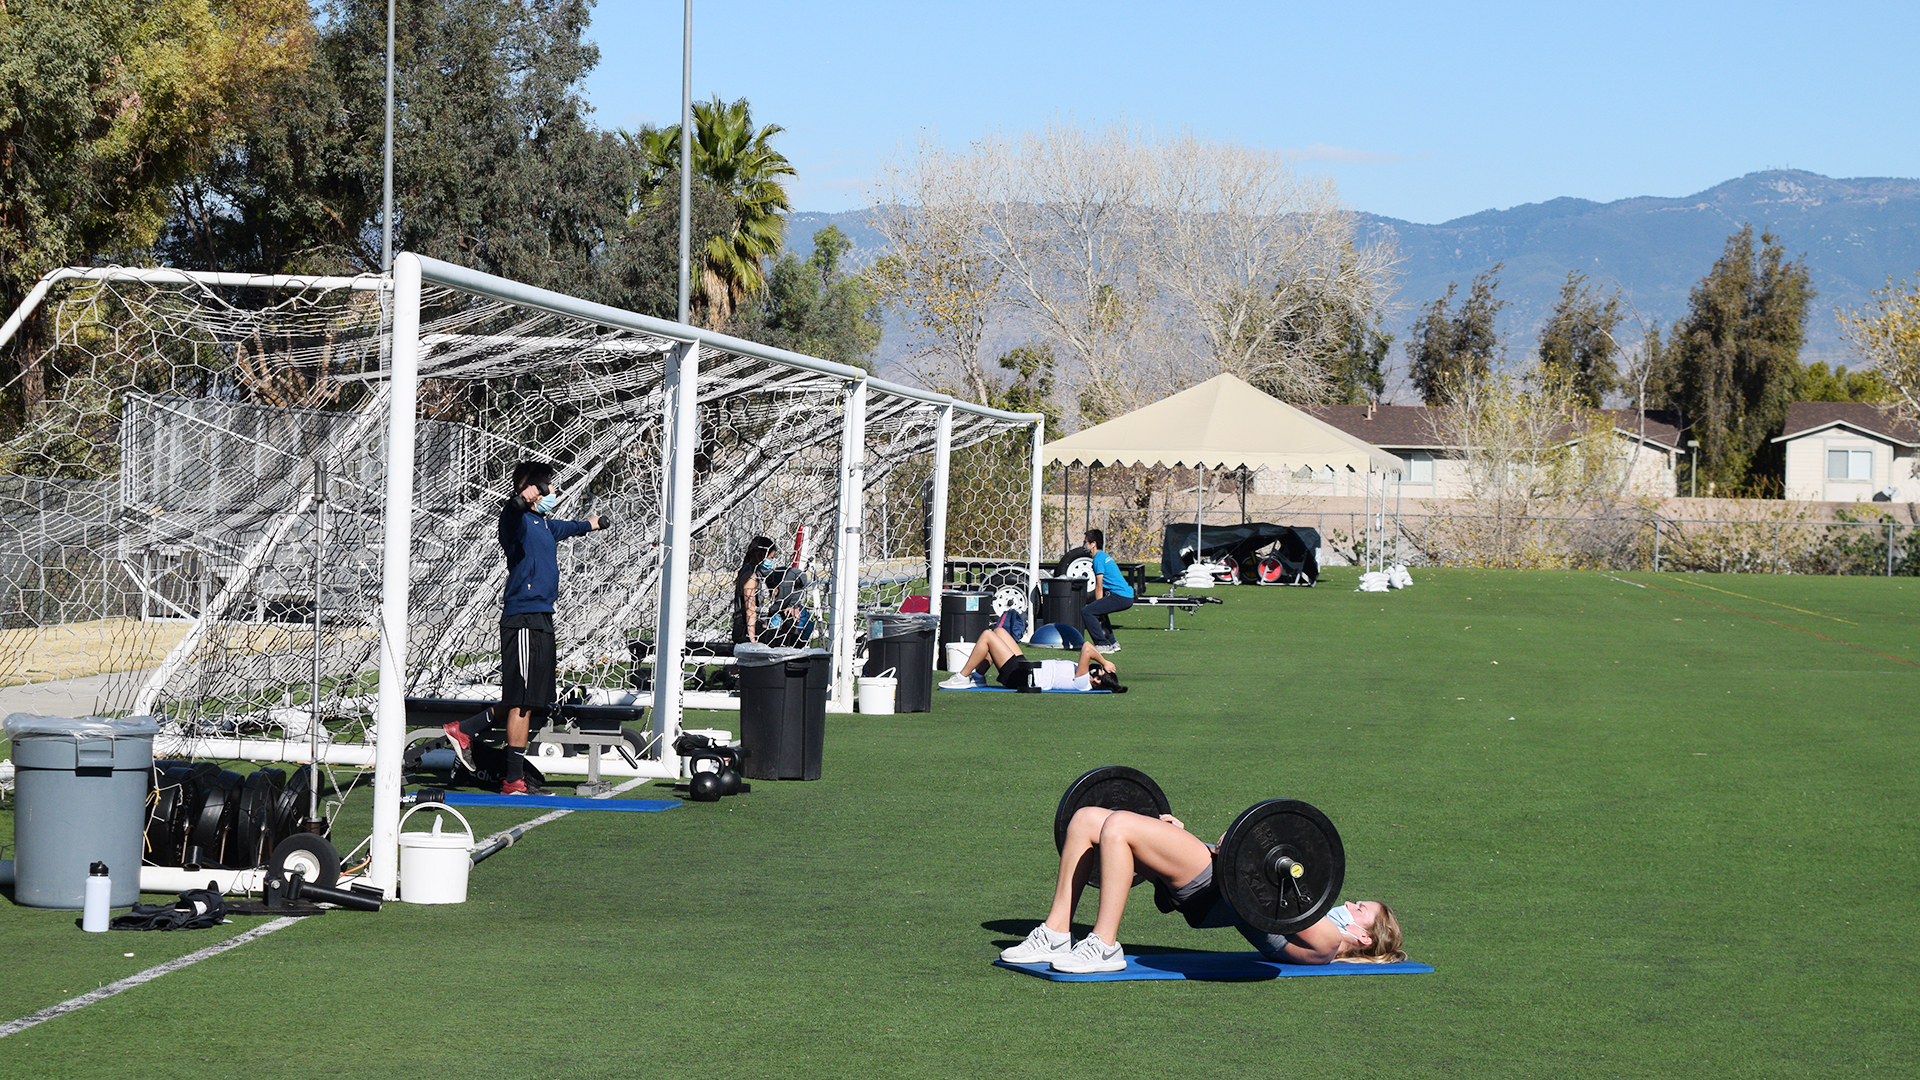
[624,96,794,325]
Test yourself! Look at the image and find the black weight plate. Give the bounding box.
[270,765,318,847]
[188,769,244,867]
[1216,799,1345,936]
[1053,766,1172,853]
[146,767,187,865]
[233,768,286,868]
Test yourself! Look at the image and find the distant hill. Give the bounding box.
[1361,170,1920,370]
[786,170,1920,384]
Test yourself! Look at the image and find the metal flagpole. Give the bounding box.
[677,0,692,325]
[381,0,394,271]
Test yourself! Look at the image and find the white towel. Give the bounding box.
[1356,571,1390,592]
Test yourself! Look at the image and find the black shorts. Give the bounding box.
[995,657,1033,690]
[501,613,557,709]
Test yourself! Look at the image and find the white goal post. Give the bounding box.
[0,254,1044,897]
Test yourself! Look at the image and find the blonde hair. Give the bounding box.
[1335,902,1406,964]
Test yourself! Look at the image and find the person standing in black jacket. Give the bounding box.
[444,461,606,795]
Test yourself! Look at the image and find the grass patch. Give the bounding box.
[1,568,1916,1077]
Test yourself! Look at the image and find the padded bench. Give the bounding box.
[1129,592,1224,630]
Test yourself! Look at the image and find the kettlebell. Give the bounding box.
[688,771,724,802]
[716,767,742,797]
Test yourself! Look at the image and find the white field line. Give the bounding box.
[0,917,300,1038]
[0,774,662,1037]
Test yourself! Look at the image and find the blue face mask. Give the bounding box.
[759,558,776,573]
[535,493,559,514]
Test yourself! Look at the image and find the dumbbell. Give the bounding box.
[1051,766,1346,936]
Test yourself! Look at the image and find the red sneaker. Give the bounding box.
[500,777,552,796]
[442,722,476,773]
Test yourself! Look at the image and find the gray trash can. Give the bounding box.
[5,713,159,909]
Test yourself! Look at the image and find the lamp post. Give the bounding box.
[1686,440,1699,499]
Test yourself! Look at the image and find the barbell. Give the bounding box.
[1051,765,1346,937]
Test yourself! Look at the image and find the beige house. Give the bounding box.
[1298,404,1686,499]
[1772,402,1919,502]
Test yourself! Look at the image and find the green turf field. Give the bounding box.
[2,568,1916,1078]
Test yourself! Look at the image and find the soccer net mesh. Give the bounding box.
[0,266,1042,771]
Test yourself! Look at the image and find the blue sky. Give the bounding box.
[578,0,1918,225]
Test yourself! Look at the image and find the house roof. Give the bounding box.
[1771,401,1919,447]
[1042,373,1404,473]
[1299,404,1685,452]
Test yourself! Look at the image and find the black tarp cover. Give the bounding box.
[1160,522,1320,584]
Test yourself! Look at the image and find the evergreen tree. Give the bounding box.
[1648,225,1813,492]
[1536,271,1622,407]
[1325,312,1393,405]
[751,227,882,369]
[161,0,630,289]
[1407,263,1506,405]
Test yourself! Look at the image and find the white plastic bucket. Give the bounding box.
[857,667,898,715]
[397,803,475,905]
[945,642,972,673]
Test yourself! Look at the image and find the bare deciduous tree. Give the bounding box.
[872,122,1393,424]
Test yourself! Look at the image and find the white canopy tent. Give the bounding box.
[1041,373,1405,572]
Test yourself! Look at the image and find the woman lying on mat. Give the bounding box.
[938,626,1124,693]
[1001,805,1405,973]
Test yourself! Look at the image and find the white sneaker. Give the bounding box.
[1051,933,1126,973]
[999,924,1072,964]
[940,673,976,690]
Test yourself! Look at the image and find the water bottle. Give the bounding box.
[82,862,111,932]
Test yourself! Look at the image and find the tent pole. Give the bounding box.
[1196,464,1204,574]
[1084,464,1092,538]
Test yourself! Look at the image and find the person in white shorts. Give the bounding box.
[939,627,1123,693]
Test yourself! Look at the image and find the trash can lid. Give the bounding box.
[871,612,940,631]
[4,712,161,739]
[733,644,831,668]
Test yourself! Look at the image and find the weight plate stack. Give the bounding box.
[1216,799,1345,936]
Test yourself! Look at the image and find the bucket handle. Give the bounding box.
[870,667,897,681]
[399,802,475,844]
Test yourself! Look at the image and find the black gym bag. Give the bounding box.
[110,888,227,931]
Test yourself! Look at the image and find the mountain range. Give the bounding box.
[786,169,1920,383]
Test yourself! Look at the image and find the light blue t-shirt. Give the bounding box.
[1090,550,1134,598]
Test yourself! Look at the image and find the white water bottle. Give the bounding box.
[82,862,111,932]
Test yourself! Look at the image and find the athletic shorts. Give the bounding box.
[500,612,557,709]
[996,656,1034,690]
[1164,859,1296,960]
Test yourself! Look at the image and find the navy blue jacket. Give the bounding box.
[499,499,593,617]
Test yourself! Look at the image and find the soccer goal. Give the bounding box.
[0,255,1043,895]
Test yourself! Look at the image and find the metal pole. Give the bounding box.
[1025,419,1044,640]
[381,0,395,271]
[1084,464,1092,539]
[926,403,952,644]
[1196,464,1204,571]
[651,340,700,750]
[370,252,422,900]
[1653,519,1662,572]
[1889,521,1896,578]
[310,458,325,823]
[676,0,693,325]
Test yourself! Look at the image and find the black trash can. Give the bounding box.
[736,646,829,780]
[1038,575,1090,629]
[939,590,992,668]
[864,614,937,713]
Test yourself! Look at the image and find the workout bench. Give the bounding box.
[1131,592,1223,631]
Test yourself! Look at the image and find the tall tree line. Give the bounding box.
[1,0,883,412]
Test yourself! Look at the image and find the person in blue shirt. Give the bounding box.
[1079,529,1134,652]
[443,461,606,795]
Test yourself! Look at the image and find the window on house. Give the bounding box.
[1409,452,1434,484]
[1827,449,1873,481]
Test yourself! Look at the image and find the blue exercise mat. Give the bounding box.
[995,951,1434,982]
[939,684,1111,694]
[435,792,680,812]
